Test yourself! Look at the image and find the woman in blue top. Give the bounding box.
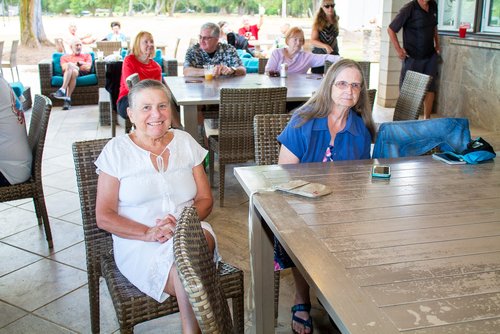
[277,59,376,334]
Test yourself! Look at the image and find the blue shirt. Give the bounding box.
[277,108,372,162]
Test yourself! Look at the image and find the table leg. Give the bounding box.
[249,200,275,334]
[180,105,198,138]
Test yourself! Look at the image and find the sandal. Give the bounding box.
[291,303,313,334]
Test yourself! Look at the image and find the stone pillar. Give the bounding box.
[378,0,405,107]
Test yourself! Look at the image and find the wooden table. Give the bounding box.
[234,156,500,333]
[165,73,323,138]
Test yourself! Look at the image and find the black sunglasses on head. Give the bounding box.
[323,4,335,9]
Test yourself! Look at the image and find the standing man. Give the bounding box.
[388,0,440,119]
[184,22,246,77]
[51,40,92,110]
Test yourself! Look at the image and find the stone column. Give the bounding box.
[378,0,405,107]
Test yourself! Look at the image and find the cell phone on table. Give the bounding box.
[371,165,391,178]
[432,152,466,165]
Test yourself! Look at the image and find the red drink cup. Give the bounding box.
[459,26,467,38]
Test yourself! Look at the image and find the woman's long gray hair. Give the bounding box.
[296,59,376,141]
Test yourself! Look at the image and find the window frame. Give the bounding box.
[481,0,500,32]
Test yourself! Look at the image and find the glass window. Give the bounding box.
[438,0,477,31]
[482,0,500,32]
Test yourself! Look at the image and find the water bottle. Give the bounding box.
[280,63,287,78]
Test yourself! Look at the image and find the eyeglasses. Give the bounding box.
[199,35,216,41]
[334,81,362,91]
[323,4,335,9]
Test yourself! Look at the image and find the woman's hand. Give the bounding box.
[325,45,334,54]
[145,214,177,243]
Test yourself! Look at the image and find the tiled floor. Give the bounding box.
[2,66,498,334]
[0,66,343,334]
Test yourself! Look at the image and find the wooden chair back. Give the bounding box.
[393,70,432,121]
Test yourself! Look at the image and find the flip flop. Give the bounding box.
[291,303,313,334]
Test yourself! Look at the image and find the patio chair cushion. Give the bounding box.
[50,52,98,87]
[241,57,259,73]
[9,82,24,109]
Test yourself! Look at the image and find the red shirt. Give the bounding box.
[60,53,92,73]
[238,24,259,47]
[117,54,162,102]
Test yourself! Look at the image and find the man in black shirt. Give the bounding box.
[388,0,440,119]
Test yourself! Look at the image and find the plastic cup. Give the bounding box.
[204,64,214,80]
[459,26,467,38]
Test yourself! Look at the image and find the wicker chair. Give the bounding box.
[207,87,287,206]
[254,114,291,165]
[0,95,53,248]
[253,113,291,326]
[125,73,140,89]
[174,206,235,333]
[393,70,432,121]
[72,138,244,334]
[358,61,371,87]
[367,88,377,112]
[1,40,20,81]
[95,41,122,56]
[38,55,105,106]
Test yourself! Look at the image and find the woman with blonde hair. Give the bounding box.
[310,0,340,74]
[117,31,162,120]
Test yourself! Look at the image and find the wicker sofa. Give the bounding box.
[38,52,106,106]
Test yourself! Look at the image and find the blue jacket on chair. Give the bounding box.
[373,118,471,158]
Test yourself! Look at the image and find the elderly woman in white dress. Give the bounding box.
[265,26,341,75]
[95,79,218,334]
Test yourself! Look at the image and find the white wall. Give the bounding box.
[336,0,383,30]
